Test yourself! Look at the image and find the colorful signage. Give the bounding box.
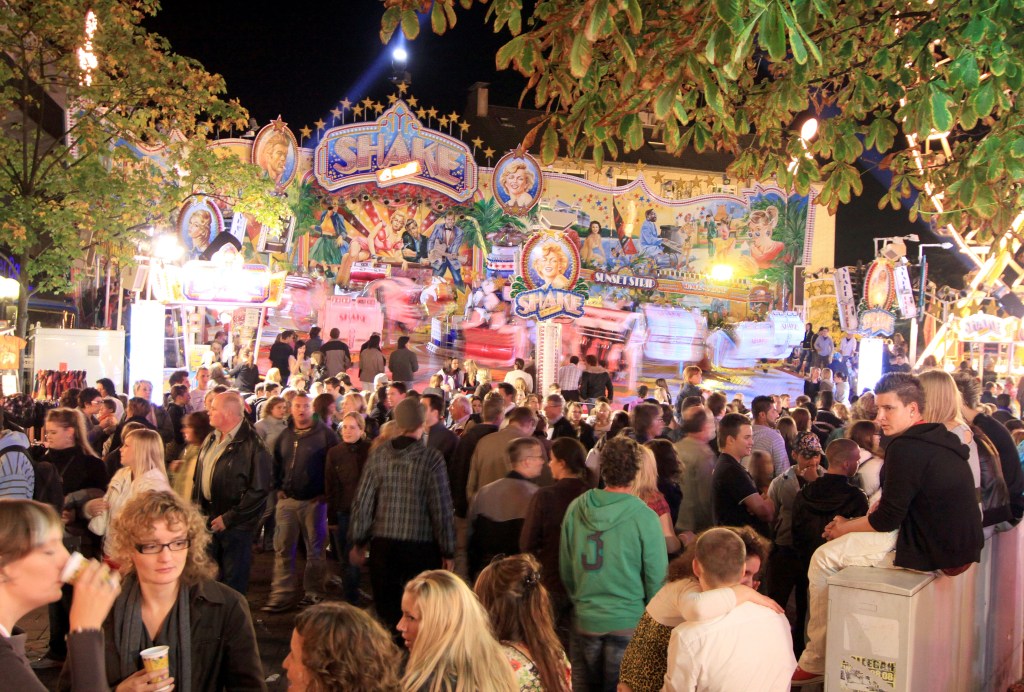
[859,308,897,337]
[591,271,658,290]
[314,101,477,202]
[863,259,896,310]
[252,118,299,191]
[492,146,543,216]
[511,213,589,321]
[893,263,917,319]
[833,267,858,331]
[153,259,286,307]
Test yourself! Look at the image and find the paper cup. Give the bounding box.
[140,645,170,688]
[60,552,87,584]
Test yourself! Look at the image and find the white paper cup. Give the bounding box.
[60,552,87,584]
[140,645,170,689]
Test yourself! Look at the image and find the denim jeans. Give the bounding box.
[269,496,328,603]
[570,628,632,692]
[210,525,255,594]
[332,511,361,603]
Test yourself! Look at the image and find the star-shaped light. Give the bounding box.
[372,102,384,115]
[427,107,438,119]
[396,81,409,94]
[483,147,495,158]
[459,121,470,133]
[340,98,352,110]
[330,107,341,118]
[300,125,312,139]
[407,95,419,107]
[652,172,665,184]
[353,105,364,117]
[362,97,374,109]
[636,160,646,171]
[416,108,428,119]
[387,93,398,104]
[314,118,326,130]
[471,137,484,148]
[439,115,450,127]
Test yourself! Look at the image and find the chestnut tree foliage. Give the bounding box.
[0,0,287,337]
[383,0,1024,240]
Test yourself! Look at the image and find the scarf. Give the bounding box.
[113,574,192,692]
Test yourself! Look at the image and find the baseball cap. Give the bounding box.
[794,432,823,456]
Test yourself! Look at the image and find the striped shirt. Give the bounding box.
[0,445,35,500]
[556,363,583,391]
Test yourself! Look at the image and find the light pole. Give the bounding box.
[910,242,954,365]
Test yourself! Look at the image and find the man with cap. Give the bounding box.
[763,431,825,656]
[349,396,456,635]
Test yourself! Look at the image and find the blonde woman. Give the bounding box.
[398,569,516,692]
[589,400,613,437]
[462,359,480,392]
[265,367,284,386]
[513,377,530,407]
[631,445,681,554]
[919,369,982,513]
[84,429,171,553]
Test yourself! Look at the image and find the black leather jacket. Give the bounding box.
[191,420,272,531]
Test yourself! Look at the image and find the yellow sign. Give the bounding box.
[376,160,421,185]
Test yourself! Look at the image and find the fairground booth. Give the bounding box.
[128,84,837,397]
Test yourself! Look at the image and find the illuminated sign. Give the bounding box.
[511,214,589,321]
[863,259,896,309]
[591,271,657,290]
[858,308,897,337]
[153,260,286,307]
[376,160,421,185]
[512,287,586,321]
[314,101,477,202]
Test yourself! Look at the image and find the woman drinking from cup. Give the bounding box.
[61,491,264,691]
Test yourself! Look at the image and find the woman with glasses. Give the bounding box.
[60,491,264,692]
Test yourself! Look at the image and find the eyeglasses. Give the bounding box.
[135,539,191,555]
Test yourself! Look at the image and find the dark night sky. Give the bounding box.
[145,1,963,281]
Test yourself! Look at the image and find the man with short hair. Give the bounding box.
[447,394,472,434]
[388,335,418,387]
[467,436,545,577]
[750,394,788,477]
[764,432,826,656]
[264,392,340,611]
[133,380,174,444]
[323,377,342,398]
[793,373,984,683]
[675,407,717,540]
[664,529,796,691]
[675,365,703,420]
[467,406,540,500]
[422,393,458,466]
[78,387,108,450]
[270,330,297,385]
[190,366,212,412]
[504,357,534,393]
[349,397,456,632]
[557,355,583,402]
[495,381,517,414]
[812,327,834,369]
[712,413,774,537]
[193,391,272,594]
[545,393,576,440]
[560,436,668,690]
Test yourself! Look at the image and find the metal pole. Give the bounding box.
[116,266,124,331]
[104,260,112,329]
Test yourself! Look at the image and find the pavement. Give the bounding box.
[22,548,314,691]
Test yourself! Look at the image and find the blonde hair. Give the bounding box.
[341,391,367,415]
[45,407,99,458]
[402,570,516,692]
[919,369,965,426]
[630,445,660,504]
[124,428,168,479]
[0,500,61,569]
[265,367,283,385]
[108,491,216,585]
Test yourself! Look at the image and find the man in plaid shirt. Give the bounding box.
[348,397,456,634]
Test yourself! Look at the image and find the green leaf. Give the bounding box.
[760,4,787,62]
[788,25,808,65]
[866,118,897,153]
[952,53,980,90]
[703,76,725,115]
[541,123,559,165]
[654,85,678,120]
[973,183,996,218]
[570,33,592,78]
[622,0,643,32]
[972,79,995,118]
[1011,139,1024,159]
[586,0,611,41]
[713,0,741,24]
[495,37,524,70]
[508,9,522,35]
[730,10,763,67]
[431,1,446,35]
[401,10,420,40]
[928,83,954,132]
[380,7,401,43]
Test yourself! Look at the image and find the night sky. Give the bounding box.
[144,1,962,283]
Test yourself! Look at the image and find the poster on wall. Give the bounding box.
[252,118,299,191]
[492,147,542,216]
[178,198,225,259]
[510,212,589,321]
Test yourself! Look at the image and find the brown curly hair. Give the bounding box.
[293,602,401,692]
[107,491,216,585]
[668,525,771,582]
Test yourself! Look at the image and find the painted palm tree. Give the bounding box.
[459,197,526,251]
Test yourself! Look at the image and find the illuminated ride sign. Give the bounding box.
[511,212,589,321]
[314,101,477,202]
[152,259,286,307]
[590,271,657,290]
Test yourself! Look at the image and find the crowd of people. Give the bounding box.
[1,326,1022,691]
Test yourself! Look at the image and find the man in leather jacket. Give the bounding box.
[192,391,272,594]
